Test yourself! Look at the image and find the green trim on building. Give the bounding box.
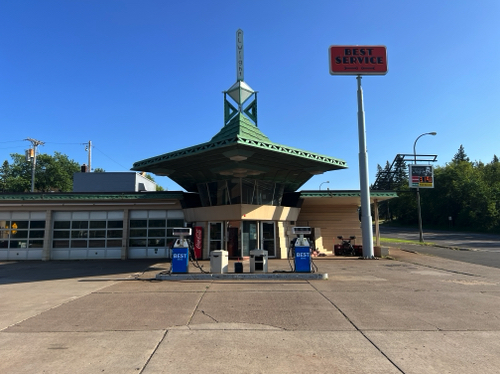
[299,191,398,198]
[0,191,185,201]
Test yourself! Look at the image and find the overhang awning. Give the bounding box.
[132,114,347,193]
[299,190,398,205]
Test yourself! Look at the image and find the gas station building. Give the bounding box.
[0,35,396,262]
[0,100,395,261]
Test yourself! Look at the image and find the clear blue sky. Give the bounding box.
[1,1,499,191]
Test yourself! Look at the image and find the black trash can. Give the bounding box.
[234,262,243,273]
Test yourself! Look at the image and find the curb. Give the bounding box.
[155,272,329,281]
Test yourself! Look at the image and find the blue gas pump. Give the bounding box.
[171,228,191,274]
[292,227,312,273]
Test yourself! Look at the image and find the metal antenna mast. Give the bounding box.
[24,137,45,192]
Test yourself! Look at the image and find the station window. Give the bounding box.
[197,179,284,206]
[52,211,124,249]
[0,212,46,249]
[128,210,185,249]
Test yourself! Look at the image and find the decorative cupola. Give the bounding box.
[224,29,258,126]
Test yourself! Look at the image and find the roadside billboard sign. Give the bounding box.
[409,165,434,188]
[329,45,388,75]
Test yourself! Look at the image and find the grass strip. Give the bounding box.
[378,237,435,246]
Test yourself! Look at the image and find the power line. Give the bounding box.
[0,140,25,150]
[93,145,130,170]
[2,139,130,171]
[0,146,26,150]
[1,140,85,146]
[45,141,86,145]
[0,140,25,144]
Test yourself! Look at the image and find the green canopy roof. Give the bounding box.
[132,113,347,193]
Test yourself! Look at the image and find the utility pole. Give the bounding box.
[85,140,92,172]
[24,137,45,192]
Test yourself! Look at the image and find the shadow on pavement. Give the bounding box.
[0,260,165,285]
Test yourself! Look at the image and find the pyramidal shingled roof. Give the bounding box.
[132,113,346,170]
[210,113,270,143]
[131,110,347,192]
[132,113,347,171]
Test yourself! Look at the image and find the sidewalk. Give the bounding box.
[1,250,500,373]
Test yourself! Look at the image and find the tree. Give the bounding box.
[372,161,392,190]
[378,145,500,232]
[452,144,470,163]
[144,173,165,191]
[0,152,80,192]
[2,154,32,192]
[93,167,106,173]
[0,160,11,192]
[393,155,408,187]
[373,164,384,189]
[385,146,500,232]
[372,155,410,222]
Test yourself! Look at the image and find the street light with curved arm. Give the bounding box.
[414,132,437,242]
[413,132,437,163]
[319,181,330,190]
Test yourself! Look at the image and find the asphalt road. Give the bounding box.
[378,226,500,269]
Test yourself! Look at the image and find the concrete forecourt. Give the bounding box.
[2,248,500,374]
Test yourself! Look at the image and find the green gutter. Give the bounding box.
[0,191,185,201]
[299,190,398,198]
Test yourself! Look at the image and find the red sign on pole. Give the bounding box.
[329,45,388,75]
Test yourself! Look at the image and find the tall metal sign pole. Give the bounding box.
[356,75,374,258]
[329,45,388,258]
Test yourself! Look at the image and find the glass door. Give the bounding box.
[260,221,276,257]
[227,226,239,258]
[242,221,258,257]
[209,222,224,252]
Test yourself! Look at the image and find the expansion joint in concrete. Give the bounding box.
[138,329,169,374]
[308,281,406,374]
[187,282,213,326]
